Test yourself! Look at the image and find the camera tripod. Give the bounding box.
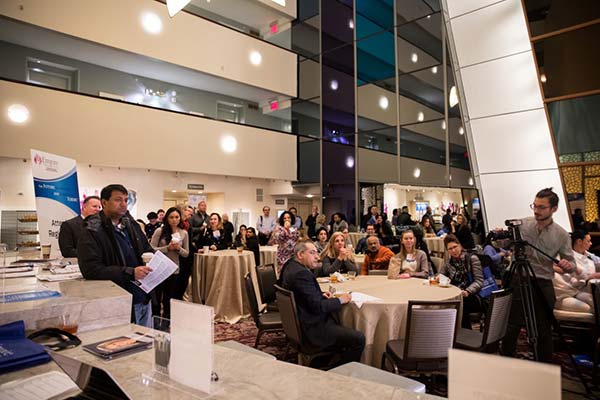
[504,239,595,397]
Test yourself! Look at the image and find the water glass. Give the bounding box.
[348,271,356,280]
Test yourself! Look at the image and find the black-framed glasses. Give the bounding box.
[530,203,550,211]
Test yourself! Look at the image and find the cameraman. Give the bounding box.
[501,188,575,363]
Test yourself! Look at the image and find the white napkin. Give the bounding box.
[350,292,383,309]
[332,271,347,282]
[171,232,182,244]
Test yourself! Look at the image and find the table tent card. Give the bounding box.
[169,300,214,394]
[449,348,561,400]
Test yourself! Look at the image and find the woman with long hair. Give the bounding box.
[314,227,329,254]
[199,212,228,251]
[150,207,189,319]
[388,229,429,279]
[245,227,260,267]
[233,224,248,248]
[454,214,475,250]
[321,231,359,275]
[375,214,395,245]
[419,215,436,237]
[270,211,301,273]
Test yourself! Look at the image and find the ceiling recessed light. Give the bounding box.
[7,104,30,124]
[449,86,459,107]
[413,168,421,178]
[306,194,314,198]
[411,53,418,63]
[171,189,177,193]
[220,135,237,153]
[459,126,464,135]
[141,12,162,35]
[441,121,446,130]
[249,51,262,66]
[378,96,389,110]
[330,79,339,91]
[417,112,424,122]
[348,19,354,29]
[346,156,354,168]
[431,66,438,74]
[540,73,547,83]
[468,177,474,186]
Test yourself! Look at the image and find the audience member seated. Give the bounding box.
[313,227,329,254]
[419,215,436,238]
[440,234,484,329]
[234,225,248,248]
[553,230,600,313]
[331,212,349,233]
[278,240,365,366]
[315,214,329,234]
[375,214,396,246]
[270,211,301,274]
[414,228,435,272]
[321,232,359,276]
[197,212,228,251]
[387,229,429,279]
[245,227,261,267]
[355,224,382,254]
[453,214,476,250]
[361,236,394,275]
[482,232,511,277]
[289,206,303,229]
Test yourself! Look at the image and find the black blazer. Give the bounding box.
[278,259,342,348]
[58,215,84,257]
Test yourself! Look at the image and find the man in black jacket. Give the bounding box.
[190,200,209,249]
[278,239,365,365]
[58,196,101,257]
[77,184,154,327]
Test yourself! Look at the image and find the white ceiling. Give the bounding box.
[0,17,287,104]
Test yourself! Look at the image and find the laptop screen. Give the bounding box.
[49,351,131,400]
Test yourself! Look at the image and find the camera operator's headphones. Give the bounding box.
[28,328,81,351]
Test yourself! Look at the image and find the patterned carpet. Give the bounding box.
[214,318,599,398]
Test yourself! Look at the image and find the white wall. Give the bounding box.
[0,157,295,223]
[442,0,570,230]
[0,80,297,181]
[0,0,297,97]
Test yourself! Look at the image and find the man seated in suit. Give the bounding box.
[58,195,102,257]
[278,239,365,366]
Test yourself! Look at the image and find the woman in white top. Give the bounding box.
[554,231,599,313]
[150,207,189,320]
[388,229,429,279]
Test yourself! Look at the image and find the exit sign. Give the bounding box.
[187,184,204,190]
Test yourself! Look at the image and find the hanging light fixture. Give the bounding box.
[449,86,459,108]
[166,0,191,17]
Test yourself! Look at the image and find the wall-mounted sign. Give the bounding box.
[275,199,285,205]
[187,184,204,190]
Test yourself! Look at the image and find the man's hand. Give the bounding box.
[399,273,411,279]
[557,258,574,273]
[461,290,470,297]
[134,266,153,280]
[338,293,352,304]
[322,291,332,299]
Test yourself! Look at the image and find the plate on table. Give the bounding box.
[438,283,452,288]
[317,277,330,283]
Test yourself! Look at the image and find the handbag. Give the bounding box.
[466,253,499,298]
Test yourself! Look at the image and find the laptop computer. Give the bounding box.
[49,351,131,400]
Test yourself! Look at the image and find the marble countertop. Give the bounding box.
[0,324,445,399]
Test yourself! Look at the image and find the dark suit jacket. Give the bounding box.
[278,259,342,348]
[58,215,84,257]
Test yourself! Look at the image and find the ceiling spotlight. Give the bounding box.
[411,53,418,63]
[378,96,389,110]
[413,168,421,178]
[306,194,314,198]
[220,135,237,153]
[7,104,30,124]
[459,126,464,135]
[449,85,459,107]
[540,73,547,83]
[141,12,163,34]
[171,189,177,193]
[166,0,191,17]
[249,51,262,66]
[431,66,438,74]
[348,19,354,29]
[417,112,424,122]
[441,121,446,130]
[468,177,474,186]
[346,156,355,168]
[330,79,339,91]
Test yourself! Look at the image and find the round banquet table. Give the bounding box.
[348,232,366,248]
[319,276,461,366]
[259,245,278,270]
[191,250,260,324]
[424,236,445,257]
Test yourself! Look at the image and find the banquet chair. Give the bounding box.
[256,264,278,312]
[243,273,282,348]
[274,284,339,368]
[381,300,460,376]
[455,289,513,352]
[590,280,600,381]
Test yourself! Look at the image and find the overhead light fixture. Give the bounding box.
[141,12,162,35]
[449,86,459,107]
[468,177,474,186]
[417,112,424,122]
[166,0,190,17]
[220,135,237,153]
[306,194,314,198]
[171,189,177,193]
[7,104,30,124]
[378,96,389,110]
[348,19,354,29]
[249,51,262,66]
[540,73,547,83]
[459,126,464,135]
[330,79,339,91]
[413,168,421,178]
[431,66,438,74]
[346,156,354,168]
[411,53,418,63]
[441,121,446,130]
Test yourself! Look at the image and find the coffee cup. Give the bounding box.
[236,246,244,254]
[41,244,51,259]
[203,246,210,254]
[141,252,153,264]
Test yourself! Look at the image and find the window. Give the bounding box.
[26,58,78,91]
[216,101,244,123]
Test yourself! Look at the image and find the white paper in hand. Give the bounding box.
[134,251,177,293]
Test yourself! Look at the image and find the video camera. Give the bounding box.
[488,219,523,244]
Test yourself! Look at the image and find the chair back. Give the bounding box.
[404,300,460,360]
[482,288,513,345]
[256,264,277,304]
[430,257,444,274]
[274,284,303,349]
[244,273,261,324]
[591,279,600,326]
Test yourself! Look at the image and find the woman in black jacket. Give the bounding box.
[197,213,228,251]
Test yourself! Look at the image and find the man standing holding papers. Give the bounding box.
[78,184,155,327]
